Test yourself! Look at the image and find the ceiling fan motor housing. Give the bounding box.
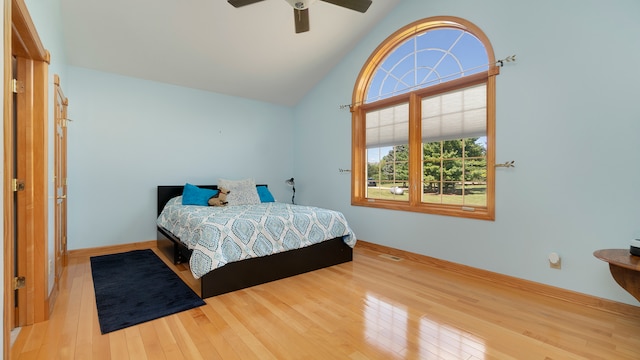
[228,0,372,34]
[285,0,319,10]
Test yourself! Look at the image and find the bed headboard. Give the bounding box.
[157,185,218,216]
[157,184,268,216]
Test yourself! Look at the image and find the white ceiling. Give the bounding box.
[60,0,400,106]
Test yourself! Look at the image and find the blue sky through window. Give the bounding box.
[366,28,488,103]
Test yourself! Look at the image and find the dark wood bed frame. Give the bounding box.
[156,185,353,298]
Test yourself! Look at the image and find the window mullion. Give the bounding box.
[408,93,422,206]
[352,106,366,202]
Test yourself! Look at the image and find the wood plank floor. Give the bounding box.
[10,243,640,359]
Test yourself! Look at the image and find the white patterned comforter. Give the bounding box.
[157,196,357,279]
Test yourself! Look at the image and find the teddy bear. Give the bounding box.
[208,187,230,207]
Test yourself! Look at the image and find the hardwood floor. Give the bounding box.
[10,243,640,359]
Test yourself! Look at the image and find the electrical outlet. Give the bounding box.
[548,252,561,269]
[48,259,53,273]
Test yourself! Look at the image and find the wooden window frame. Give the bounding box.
[351,16,499,220]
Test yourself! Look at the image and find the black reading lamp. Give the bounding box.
[285,177,296,204]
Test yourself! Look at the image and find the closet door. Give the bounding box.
[53,74,68,287]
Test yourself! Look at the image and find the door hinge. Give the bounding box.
[12,178,25,192]
[11,79,24,94]
[13,276,25,290]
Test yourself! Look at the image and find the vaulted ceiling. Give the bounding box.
[60,0,400,106]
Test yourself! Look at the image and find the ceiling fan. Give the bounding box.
[227,0,373,34]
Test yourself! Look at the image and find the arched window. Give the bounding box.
[351,16,499,220]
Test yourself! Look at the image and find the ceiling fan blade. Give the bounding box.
[294,8,310,34]
[321,0,372,13]
[227,0,265,8]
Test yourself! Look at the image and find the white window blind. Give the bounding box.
[422,84,486,143]
[365,84,486,148]
[366,103,409,148]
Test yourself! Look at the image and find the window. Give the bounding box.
[351,17,499,220]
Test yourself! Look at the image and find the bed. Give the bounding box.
[156,184,355,298]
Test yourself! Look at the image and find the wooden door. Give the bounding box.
[12,55,27,328]
[53,75,68,284]
[4,1,50,357]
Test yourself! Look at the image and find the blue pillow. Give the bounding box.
[256,185,275,202]
[182,183,219,206]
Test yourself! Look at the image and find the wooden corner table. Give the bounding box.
[593,249,640,302]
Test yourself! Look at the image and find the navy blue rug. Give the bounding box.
[90,249,205,334]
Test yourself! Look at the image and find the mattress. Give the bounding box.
[157,196,356,279]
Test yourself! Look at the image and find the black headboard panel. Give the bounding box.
[157,185,219,216]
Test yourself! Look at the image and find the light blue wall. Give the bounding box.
[65,66,295,250]
[293,0,640,305]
